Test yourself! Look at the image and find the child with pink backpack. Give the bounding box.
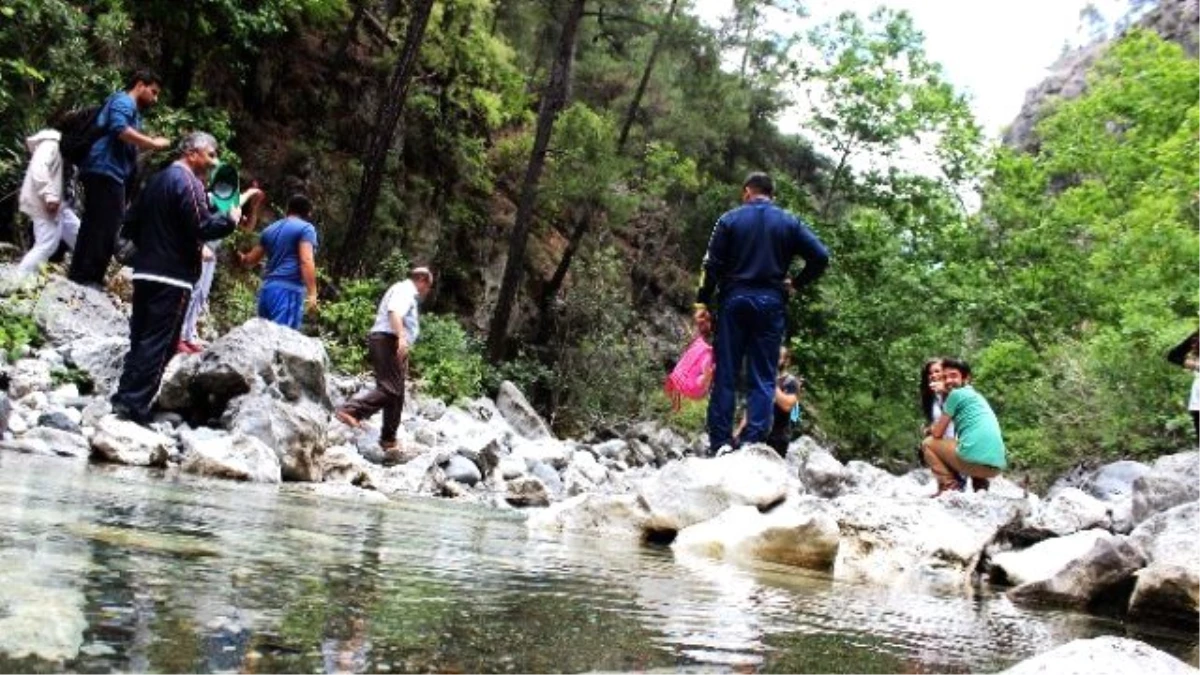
[665,306,715,410]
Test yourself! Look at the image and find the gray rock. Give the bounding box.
[90,415,173,467]
[991,530,1114,587]
[1019,487,1111,539]
[1128,500,1199,620]
[0,392,10,436]
[1131,452,1199,526]
[1080,460,1152,501]
[673,499,841,571]
[495,381,551,440]
[60,336,128,396]
[159,318,331,415]
[9,359,51,399]
[223,395,326,482]
[801,450,850,498]
[498,456,526,480]
[529,460,564,498]
[33,278,128,347]
[0,426,89,459]
[831,494,996,591]
[998,636,1198,675]
[505,475,550,508]
[456,436,502,481]
[418,397,447,421]
[1007,536,1146,609]
[592,439,630,462]
[179,429,282,483]
[319,444,379,488]
[443,454,483,487]
[37,411,80,435]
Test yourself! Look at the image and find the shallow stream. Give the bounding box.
[0,453,1194,673]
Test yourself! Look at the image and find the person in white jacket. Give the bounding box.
[16,130,80,279]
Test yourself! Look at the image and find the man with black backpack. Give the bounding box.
[67,69,171,289]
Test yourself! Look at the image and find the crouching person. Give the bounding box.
[335,267,433,466]
[110,133,240,424]
[921,358,1007,496]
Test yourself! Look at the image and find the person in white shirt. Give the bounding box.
[335,266,433,465]
[16,129,81,279]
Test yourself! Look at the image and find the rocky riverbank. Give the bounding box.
[0,272,1196,672]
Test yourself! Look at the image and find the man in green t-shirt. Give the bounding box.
[921,358,1007,496]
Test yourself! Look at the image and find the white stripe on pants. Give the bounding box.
[16,206,80,278]
[181,258,216,343]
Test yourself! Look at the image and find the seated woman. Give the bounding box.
[921,358,1007,496]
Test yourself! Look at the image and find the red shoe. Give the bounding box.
[176,340,196,354]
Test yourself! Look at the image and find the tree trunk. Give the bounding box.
[331,0,369,72]
[334,0,436,277]
[486,0,588,362]
[820,145,853,219]
[616,0,679,154]
[535,209,592,344]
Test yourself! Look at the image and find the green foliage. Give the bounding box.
[50,364,94,395]
[409,314,484,404]
[0,306,40,361]
[317,279,384,374]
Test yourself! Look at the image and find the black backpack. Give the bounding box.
[56,104,106,166]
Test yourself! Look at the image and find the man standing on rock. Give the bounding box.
[335,267,433,465]
[238,194,319,330]
[69,69,172,289]
[111,133,240,424]
[696,172,829,455]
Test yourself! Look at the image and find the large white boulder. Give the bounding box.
[179,428,282,483]
[1007,536,1146,609]
[999,636,1198,675]
[992,529,1114,586]
[672,498,840,570]
[90,415,173,467]
[636,446,789,532]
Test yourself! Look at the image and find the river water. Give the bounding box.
[0,453,1194,674]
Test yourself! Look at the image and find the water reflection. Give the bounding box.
[0,452,1195,673]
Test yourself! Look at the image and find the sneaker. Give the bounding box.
[380,441,404,467]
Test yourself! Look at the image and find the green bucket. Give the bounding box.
[208,162,240,215]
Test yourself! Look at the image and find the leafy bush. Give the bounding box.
[409,314,484,404]
[0,307,40,360]
[317,278,384,374]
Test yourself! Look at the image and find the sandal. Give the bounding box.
[335,410,360,428]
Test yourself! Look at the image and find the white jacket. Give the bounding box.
[18,129,64,222]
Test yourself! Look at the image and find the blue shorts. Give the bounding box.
[257,282,304,330]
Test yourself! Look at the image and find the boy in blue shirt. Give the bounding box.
[239,194,319,329]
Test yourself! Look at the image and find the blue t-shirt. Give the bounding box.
[81,92,141,183]
[261,216,318,290]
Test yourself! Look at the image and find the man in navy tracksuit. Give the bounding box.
[110,132,239,424]
[697,172,829,455]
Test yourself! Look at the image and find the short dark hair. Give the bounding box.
[124,69,162,90]
[941,358,972,378]
[286,194,313,218]
[743,172,774,197]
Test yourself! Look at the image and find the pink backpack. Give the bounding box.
[665,336,714,407]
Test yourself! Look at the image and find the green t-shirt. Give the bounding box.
[943,385,1007,469]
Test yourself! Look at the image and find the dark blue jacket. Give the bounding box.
[128,163,235,286]
[697,197,829,305]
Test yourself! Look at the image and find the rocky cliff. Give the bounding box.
[1003,0,1199,152]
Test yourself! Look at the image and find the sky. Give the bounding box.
[692,0,1136,139]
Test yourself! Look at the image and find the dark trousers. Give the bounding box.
[69,173,125,286]
[112,280,191,422]
[339,333,406,443]
[707,289,786,452]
